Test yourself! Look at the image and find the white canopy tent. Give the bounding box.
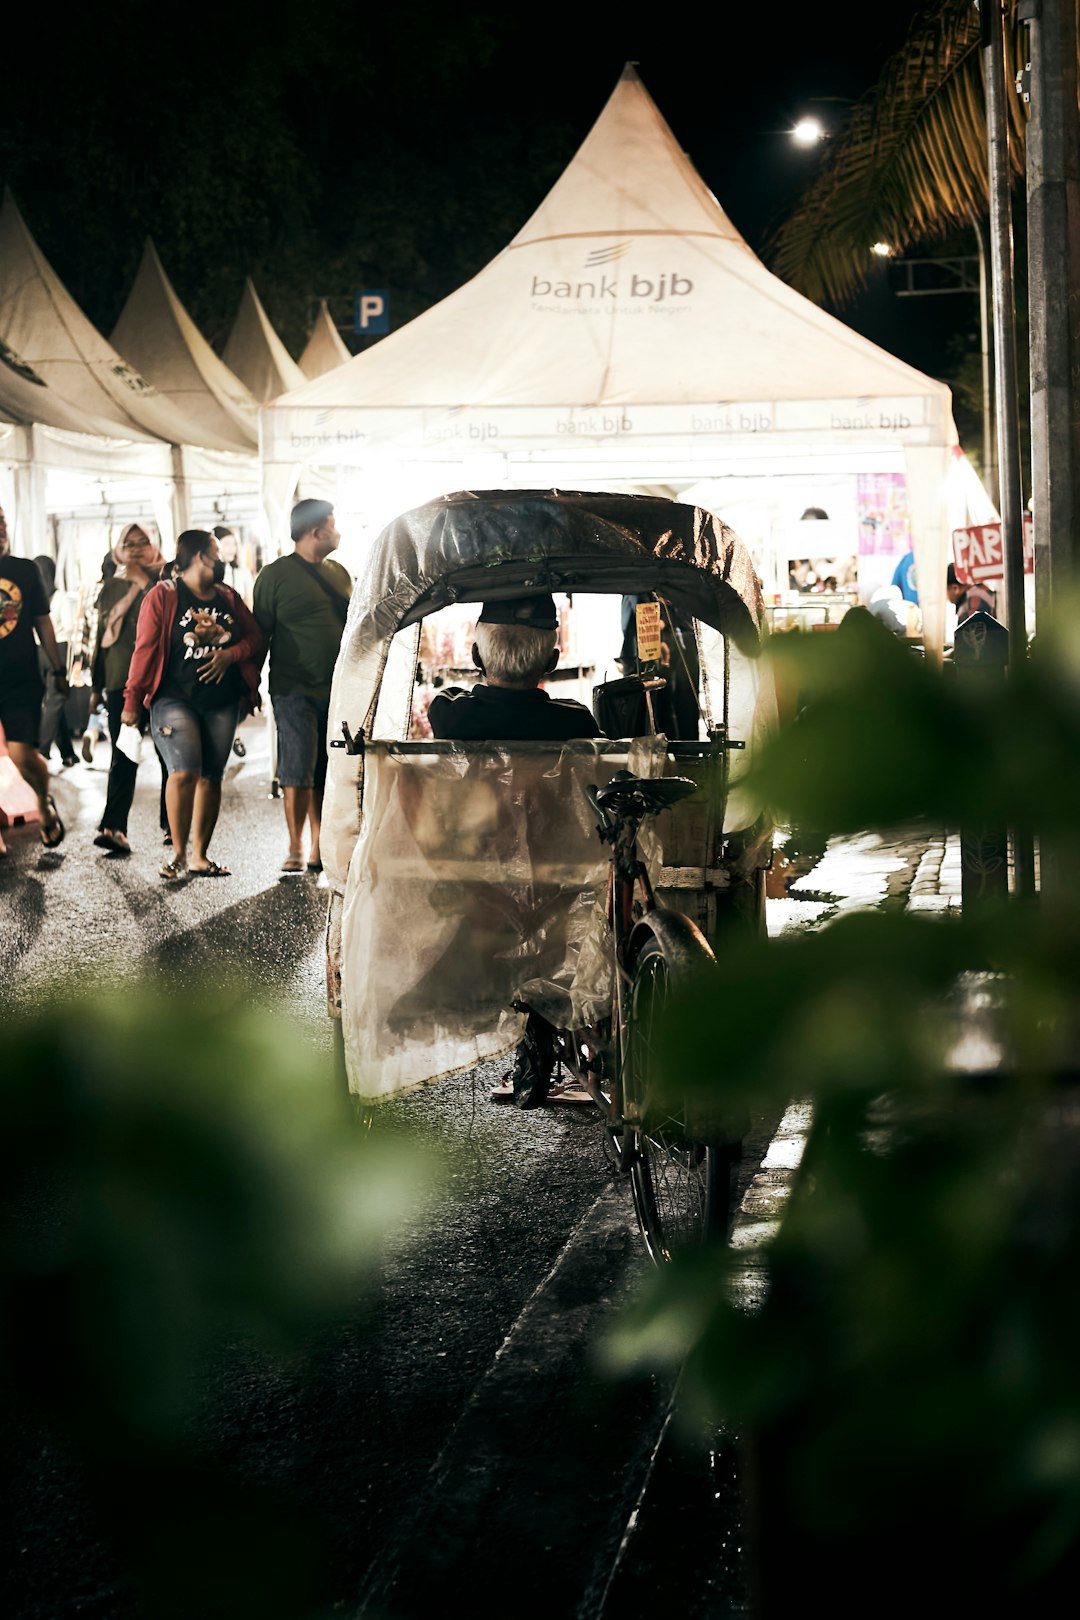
[111,240,259,456]
[223,278,305,404]
[262,64,963,656]
[297,298,352,379]
[0,190,196,558]
[0,193,263,564]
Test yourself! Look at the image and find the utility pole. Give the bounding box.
[1020,0,1080,913]
[1021,0,1080,615]
[982,0,1029,645]
[973,213,997,496]
[981,0,1036,899]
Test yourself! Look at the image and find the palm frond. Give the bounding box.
[766,0,1029,306]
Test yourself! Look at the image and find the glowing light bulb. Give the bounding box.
[792,117,825,147]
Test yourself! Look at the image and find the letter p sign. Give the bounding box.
[353,290,389,335]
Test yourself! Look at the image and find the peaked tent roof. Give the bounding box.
[267,65,952,435]
[263,64,957,658]
[0,337,139,438]
[111,241,259,454]
[298,299,352,378]
[222,278,305,404]
[0,190,209,445]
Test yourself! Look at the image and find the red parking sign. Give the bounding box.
[952,515,1033,582]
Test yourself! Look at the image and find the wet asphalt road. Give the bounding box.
[3,715,769,1619]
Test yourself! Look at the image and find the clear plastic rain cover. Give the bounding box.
[340,737,668,1101]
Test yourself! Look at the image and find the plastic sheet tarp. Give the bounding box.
[340,738,668,1101]
[323,488,770,891]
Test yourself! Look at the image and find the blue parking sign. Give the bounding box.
[354,290,389,335]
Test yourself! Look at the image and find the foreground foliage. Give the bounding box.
[607,605,1080,1608]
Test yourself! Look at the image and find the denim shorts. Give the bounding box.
[273,693,329,790]
[0,679,44,746]
[150,697,239,782]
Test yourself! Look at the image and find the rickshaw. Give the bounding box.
[321,489,775,1262]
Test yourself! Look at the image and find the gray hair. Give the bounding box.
[475,622,557,684]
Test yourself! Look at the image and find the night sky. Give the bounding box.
[1,4,967,384]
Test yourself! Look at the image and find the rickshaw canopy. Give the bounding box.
[322,488,776,1101]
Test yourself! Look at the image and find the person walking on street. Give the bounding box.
[213,526,256,608]
[122,529,265,882]
[89,523,169,855]
[33,555,78,767]
[252,498,351,875]
[0,504,68,852]
[946,563,997,624]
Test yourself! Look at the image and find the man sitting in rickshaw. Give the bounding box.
[427,594,602,743]
[427,592,603,1108]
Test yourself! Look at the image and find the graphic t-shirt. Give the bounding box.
[157,582,243,711]
[891,551,918,603]
[0,554,50,690]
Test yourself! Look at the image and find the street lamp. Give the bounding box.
[791,116,826,147]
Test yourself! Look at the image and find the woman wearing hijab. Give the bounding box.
[123,529,265,881]
[89,522,167,855]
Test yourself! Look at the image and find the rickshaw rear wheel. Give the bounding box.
[624,932,739,1263]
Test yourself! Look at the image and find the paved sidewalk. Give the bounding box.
[739,822,963,1289]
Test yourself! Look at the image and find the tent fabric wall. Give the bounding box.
[262,64,959,655]
[298,299,352,378]
[111,241,259,455]
[223,278,305,404]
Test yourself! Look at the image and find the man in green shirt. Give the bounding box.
[252,498,352,873]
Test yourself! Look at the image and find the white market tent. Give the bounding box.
[111,241,259,456]
[0,190,200,556]
[107,240,267,545]
[297,298,352,379]
[223,277,305,404]
[262,64,965,656]
[0,191,262,560]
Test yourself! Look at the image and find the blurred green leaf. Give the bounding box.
[607,595,1080,1598]
[0,980,438,1444]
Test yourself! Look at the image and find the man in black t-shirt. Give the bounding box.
[0,506,69,850]
[427,593,601,743]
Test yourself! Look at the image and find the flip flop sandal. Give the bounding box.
[548,1081,595,1106]
[306,859,323,872]
[160,857,187,882]
[190,860,231,877]
[40,797,65,849]
[94,830,130,854]
[281,854,305,874]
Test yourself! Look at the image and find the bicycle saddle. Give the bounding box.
[593,769,699,814]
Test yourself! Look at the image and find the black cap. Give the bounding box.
[477,593,558,630]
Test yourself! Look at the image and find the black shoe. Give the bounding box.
[61,754,78,768]
[232,737,246,758]
[511,1012,556,1110]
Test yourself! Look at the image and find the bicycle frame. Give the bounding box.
[574,778,692,1171]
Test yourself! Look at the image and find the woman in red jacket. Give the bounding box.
[123,529,266,881]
